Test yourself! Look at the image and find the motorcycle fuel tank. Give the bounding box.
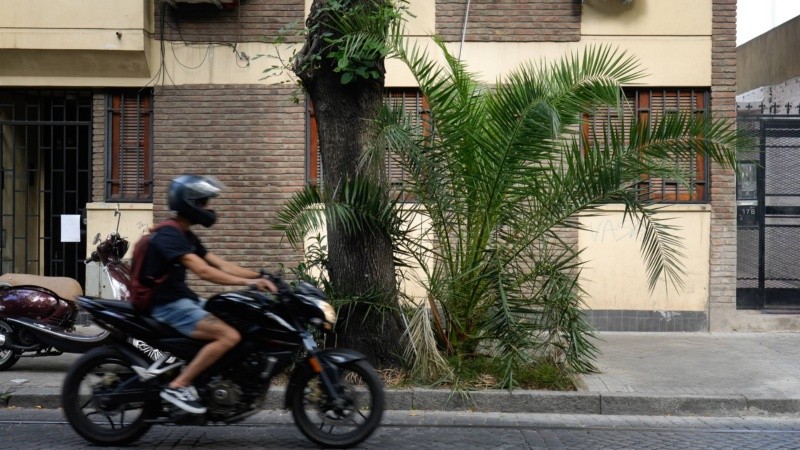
[0,286,78,327]
[205,290,299,344]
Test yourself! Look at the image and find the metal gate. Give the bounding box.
[737,107,800,309]
[0,90,92,285]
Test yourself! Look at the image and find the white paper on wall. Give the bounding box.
[61,215,81,242]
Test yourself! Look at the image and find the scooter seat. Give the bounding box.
[0,273,83,302]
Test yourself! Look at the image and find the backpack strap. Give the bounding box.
[151,218,183,235]
[140,218,185,285]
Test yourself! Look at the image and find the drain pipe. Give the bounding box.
[458,0,471,60]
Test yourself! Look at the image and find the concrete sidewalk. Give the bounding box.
[3,327,800,417]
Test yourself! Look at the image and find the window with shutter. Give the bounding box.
[106,90,153,202]
[584,88,710,203]
[307,88,429,202]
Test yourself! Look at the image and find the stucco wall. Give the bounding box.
[0,0,153,84]
[85,202,154,259]
[737,15,800,94]
[84,202,153,297]
[578,205,711,313]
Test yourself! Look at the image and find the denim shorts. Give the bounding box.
[150,298,209,337]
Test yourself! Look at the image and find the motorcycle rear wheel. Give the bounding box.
[61,346,158,446]
[289,358,385,448]
[0,320,20,371]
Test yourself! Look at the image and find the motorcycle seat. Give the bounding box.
[0,273,83,301]
[86,297,185,338]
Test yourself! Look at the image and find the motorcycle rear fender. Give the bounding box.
[283,348,367,409]
[76,345,162,406]
[0,285,78,327]
[79,341,151,367]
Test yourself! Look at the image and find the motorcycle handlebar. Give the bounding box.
[261,271,291,297]
[85,251,100,264]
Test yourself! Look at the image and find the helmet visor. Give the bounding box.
[185,176,224,200]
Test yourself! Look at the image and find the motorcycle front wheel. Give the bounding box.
[61,346,159,446]
[289,358,385,448]
[0,320,20,371]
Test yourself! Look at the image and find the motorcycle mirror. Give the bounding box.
[93,233,101,245]
[114,204,122,234]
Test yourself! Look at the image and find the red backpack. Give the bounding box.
[128,219,182,313]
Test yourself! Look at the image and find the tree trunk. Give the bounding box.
[294,0,406,368]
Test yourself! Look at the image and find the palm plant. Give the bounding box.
[371,41,742,384]
[275,15,742,384]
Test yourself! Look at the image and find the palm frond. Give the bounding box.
[275,184,326,247]
[404,301,453,382]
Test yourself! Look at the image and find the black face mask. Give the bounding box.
[201,209,217,228]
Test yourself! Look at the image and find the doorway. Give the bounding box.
[0,90,92,286]
[737,111,800,309]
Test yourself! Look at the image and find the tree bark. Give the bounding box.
[294,0,406,368]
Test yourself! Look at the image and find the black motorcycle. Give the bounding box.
[60,275,384,448]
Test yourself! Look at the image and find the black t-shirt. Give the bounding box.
[143,224,208,306]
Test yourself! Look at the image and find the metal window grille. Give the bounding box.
[584,88,711,203]
[0,89,92,279]
[105,90,153,202]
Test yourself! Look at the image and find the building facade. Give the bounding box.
[1,0,771,331]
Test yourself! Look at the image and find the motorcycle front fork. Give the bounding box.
[301,333,345,406]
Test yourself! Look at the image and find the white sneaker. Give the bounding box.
[160,385,207,414]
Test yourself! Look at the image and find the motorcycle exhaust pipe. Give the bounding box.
[3,342,38,352]
[0,331,38,352]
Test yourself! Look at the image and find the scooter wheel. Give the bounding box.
[0,320,20,371]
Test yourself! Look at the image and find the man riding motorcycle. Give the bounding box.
[143,175,275,414]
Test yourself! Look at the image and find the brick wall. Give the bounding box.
[155,0,306,44]
[153,84,306,297]
[436,0,581,42]
[708,0,737,329]
[92,93,106,202]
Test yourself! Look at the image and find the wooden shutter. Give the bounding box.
[637,89,707,202]
[308,101,321,187]
[384,89,429,201]
[108,91,152,201]
[584,88,709,203]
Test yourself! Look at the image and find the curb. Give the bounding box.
[4,386,800,418]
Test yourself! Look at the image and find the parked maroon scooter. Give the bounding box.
[0,208,161,370]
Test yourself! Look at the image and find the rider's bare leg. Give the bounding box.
[168,315,240,389]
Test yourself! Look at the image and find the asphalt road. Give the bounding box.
[2,408,800,449]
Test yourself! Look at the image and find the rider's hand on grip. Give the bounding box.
[260,270,288,296]
[248,277,277,293]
